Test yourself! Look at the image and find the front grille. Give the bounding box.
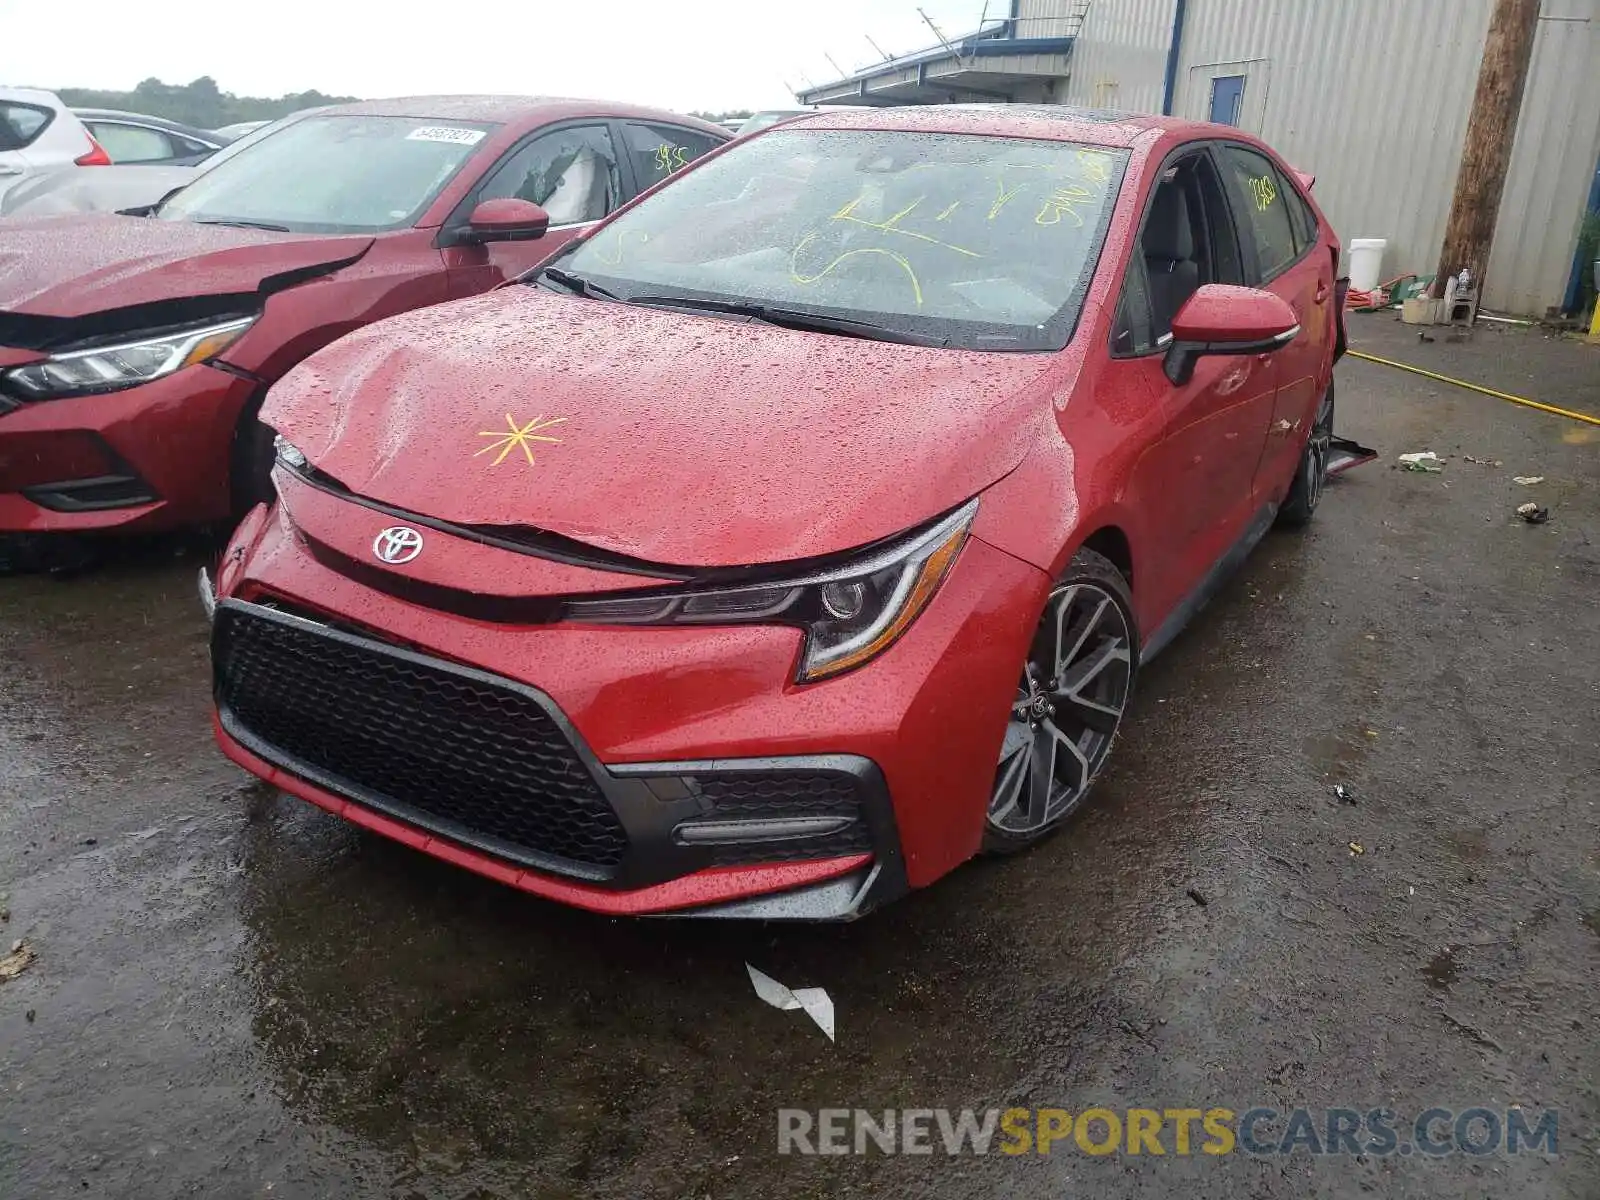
[214,605,628,876]
[694,772,873,866]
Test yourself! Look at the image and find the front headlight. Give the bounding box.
[1,316,256,400]
[561,499,976,682]
[272,434,308,470]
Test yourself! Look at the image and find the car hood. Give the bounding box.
[266,287,1062,568]
[0,213,374,318]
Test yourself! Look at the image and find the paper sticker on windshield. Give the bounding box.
[407,126,485,146]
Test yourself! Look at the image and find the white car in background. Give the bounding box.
[0,87,108,203]
[0,111,310,219]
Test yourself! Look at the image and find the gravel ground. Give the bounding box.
[1,314,1596,1199]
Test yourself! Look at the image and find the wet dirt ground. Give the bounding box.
[2,315,1597,1198]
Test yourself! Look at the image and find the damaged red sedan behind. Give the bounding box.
[207,106,1365,919]
[0,96,726,534]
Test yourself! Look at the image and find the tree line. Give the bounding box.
[54,77,357,130]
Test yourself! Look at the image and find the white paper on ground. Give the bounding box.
[747,963,835,1042]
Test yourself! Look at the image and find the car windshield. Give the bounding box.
[559,128,1128,351]
[157,114,495,234]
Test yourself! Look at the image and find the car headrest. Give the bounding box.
[1143,182,1194,263]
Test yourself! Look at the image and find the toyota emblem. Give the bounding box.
[372,526,424,565]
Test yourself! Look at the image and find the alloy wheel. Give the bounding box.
[987,582,1133,836]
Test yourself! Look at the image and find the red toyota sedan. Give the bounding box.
[206,106,1368,919]
[0,97,727,535]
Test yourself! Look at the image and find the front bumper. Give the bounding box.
[0,363,256,533]
[206,495,1050,917]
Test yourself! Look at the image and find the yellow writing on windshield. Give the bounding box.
[654,143,690,174]
[830,193,981,257]
[1075,150,1114,184]
[988,177,1026,220]
[591,228,649,266]
[790,233,924,306]
[1035,184,1097,227]
[1249,175,1277,211]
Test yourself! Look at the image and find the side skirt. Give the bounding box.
[1141,502,1276,664]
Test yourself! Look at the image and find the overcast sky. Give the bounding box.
[4,0,995,112]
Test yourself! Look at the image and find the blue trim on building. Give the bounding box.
[1161,0,1189,116]
[971,36,1078,56]
[1561,151,1600,314]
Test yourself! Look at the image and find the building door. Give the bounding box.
[1186,60,1271,134]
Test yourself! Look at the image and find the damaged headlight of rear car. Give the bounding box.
[272,434,308,470]
[1,316,256,399]
[561,499,976,682]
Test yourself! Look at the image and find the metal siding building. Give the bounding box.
[799,0,1600,314]
[1072,0,1600,313]
[1061,0,1174,113]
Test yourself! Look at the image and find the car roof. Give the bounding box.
[320,95,729,136]
[782,103,1212,148]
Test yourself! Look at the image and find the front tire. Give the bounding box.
[1276,382,1333,528]
[982,547,1138,853]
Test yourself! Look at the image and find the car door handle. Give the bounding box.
[1314,281,1330,304]
[0,166,23,176]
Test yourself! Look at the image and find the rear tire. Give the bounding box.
[982,547,1138,854]
[1277,382,1333,529]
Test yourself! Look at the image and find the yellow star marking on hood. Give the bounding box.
[475,413,566,467]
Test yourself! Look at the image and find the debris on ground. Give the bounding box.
[0,939,36,982]
[1512,476,1544,486]
[1186,888,1209,907]
[1335,785,1356,804]
[1462,455,1502,467]
[1348,842,1366,857]
[747,964,835,1042]
[1397,452,1444,472]
[25,1009,35,1022]
[1516,503,1551,525]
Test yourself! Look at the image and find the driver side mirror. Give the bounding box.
[1163,284,1300,386]
[448,197,550,246]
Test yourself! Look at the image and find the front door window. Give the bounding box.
[477,124,622,226]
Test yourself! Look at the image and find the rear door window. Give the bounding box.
[0,101,53,151]
[621,122,724,193]
[1218,145,1299,282]
[478,124,622,225]
[85,122,177,163]
[1282,177,1320,254]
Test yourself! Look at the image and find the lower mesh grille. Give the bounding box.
[213,605,628,875]
[694,772,873,866]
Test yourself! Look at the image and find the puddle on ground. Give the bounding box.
[1443,828,1491,862]
[1421,947,1459,991]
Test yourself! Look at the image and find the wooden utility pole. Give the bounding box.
[1433,0,1543,296]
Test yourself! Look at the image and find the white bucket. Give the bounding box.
[1348,238,1387,293]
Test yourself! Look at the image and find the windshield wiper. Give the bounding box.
[623,295,949,348]
[192,218,292,232]
[538,266,624,302]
